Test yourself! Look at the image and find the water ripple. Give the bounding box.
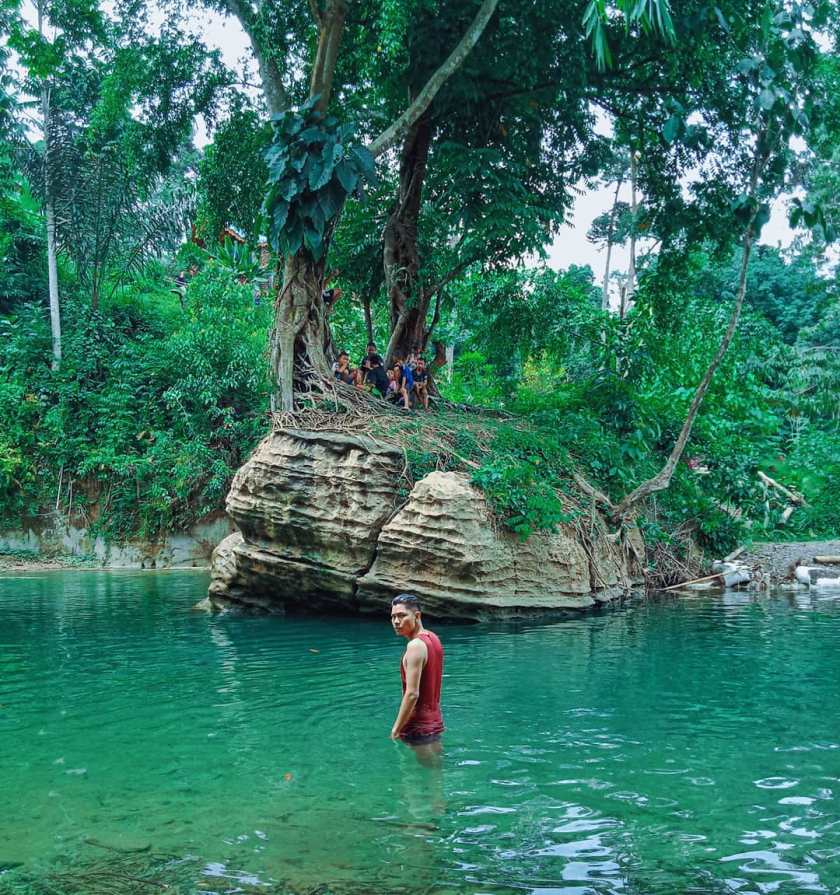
[1,573,840,894]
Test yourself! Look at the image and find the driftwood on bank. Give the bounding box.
[814,555,840,564]
[757,470,807,506]
[663,572,724,591]
[663,562,751,591]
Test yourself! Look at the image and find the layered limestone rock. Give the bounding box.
[208,429,404,612]
[355,472,638,619]
[208,429,642,619]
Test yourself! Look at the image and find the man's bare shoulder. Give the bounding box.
[406,637,428,657]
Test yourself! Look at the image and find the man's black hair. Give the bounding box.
[392,593,421,611]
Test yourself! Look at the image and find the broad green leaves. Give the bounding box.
[263,98,377,261]
[789,196,835,240]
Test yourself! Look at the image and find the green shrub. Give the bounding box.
[0,266,271,537]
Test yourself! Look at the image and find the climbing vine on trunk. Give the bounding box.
[266,0,502,411]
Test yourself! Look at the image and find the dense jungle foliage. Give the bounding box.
[0,0,838,560]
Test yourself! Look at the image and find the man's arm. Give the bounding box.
[390,639,427,739]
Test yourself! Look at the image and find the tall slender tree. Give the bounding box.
[36,0,62,369]
[607,0,836,519]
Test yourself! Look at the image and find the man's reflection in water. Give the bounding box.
[397,736,446,816]
[407,738,443,770]
[388,738,447,891]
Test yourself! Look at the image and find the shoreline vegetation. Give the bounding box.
[4,260,837,584]
[1,0,837,593]
[2,286,838,589]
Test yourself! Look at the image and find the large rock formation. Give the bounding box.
[208,429,642,620]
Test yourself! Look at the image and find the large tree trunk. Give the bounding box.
[270,252,332,411]
[270,0,499,409]
[383,113,433,365]
[270,1,347,411]
[39,0,61,371]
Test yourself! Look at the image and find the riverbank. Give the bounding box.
[0,551,97,572]
[735,539,840,583]
[7,537,840,585]
[0,553,213,572]
[0,514,233,574]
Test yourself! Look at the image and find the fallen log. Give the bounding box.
[664,567,751,591]
[757,470,807,506]
[814,555,840,564]
[663,573,724,591]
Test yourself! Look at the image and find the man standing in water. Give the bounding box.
[390,594,444,752]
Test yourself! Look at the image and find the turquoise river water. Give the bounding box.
[1,571,839,894]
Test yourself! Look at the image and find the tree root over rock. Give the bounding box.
[269,398,647,596]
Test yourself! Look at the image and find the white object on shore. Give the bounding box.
[794,565,840,589]
[721,569,751,587]
[711,561,752,587]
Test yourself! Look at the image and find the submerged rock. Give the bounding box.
[208,429,642,620]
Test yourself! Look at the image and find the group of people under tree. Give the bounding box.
[333,343,431,411]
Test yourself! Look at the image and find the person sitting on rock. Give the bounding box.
[385,368,400,404]
[398,356,415,404]
[359,342,382,375]
[390,363,411,409]
[413,357,430,410]
[333,351,359,387]
[361,343,388,397]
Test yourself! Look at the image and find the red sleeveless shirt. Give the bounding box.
[400,630,444,737]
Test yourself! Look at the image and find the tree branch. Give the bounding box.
[610,120,780,521]
[308,0,323,26]
[427,253,477,298]
[310,0,347,113]
[426,288,443,338]
[220,0,289,115]
[368,0,500,158]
